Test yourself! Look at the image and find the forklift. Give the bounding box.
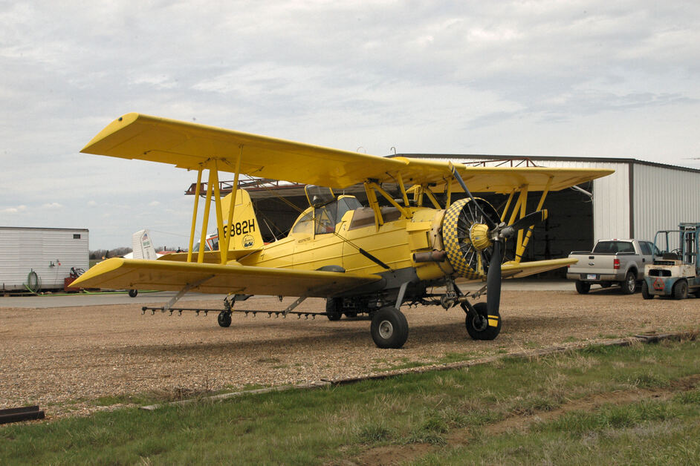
[642,223,700,299]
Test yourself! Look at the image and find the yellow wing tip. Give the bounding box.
[71,257,126,288]
[80,113,144,154]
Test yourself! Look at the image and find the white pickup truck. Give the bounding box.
[567,239,657,294]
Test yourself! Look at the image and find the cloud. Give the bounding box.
[2,0,700,248]
[1,205,27,214]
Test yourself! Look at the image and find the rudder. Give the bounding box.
[221,189,263,251]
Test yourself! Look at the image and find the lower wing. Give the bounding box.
[71,258,382,297]
[501,258,577,279]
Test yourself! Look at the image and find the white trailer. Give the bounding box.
[0,227,89,293]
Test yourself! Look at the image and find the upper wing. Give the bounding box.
[82,113,613,192]
[500,258,577,279]
[71,258,382,297]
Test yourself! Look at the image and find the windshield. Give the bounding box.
[290,196,363,236]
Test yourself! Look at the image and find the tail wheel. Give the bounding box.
[443,197,501,279]
[217,311,232,328]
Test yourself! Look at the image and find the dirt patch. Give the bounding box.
[348,374,700,465]
[1,289,699,419]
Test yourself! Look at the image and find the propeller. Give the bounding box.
[448,163,548,321]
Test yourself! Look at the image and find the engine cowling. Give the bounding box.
[442,197,501,279]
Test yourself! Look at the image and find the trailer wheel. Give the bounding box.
[641,281,653,300]
[673,280,688,300]
[620,271,636,295]
[575,280,590,294]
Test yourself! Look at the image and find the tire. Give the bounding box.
[673,280,688,300]
[465,302,501,341]
[217,311,232,328]
[128,289,138,298]
[370,307,409,349]
[326,298,342,321]
[641,281,653,300]
[575,280,591,294]
[620,271,636,295]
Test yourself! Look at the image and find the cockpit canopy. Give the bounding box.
[305,185,336,208]
[292,196,363,236]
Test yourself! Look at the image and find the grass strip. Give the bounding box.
[2,338,699,465]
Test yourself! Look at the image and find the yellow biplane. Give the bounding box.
[73,113,613,348]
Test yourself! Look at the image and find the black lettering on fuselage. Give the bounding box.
[223,219,256,237]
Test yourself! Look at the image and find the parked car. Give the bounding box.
[567,239,657,294]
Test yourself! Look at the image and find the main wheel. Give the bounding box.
[326,298,342,321]
[620,271,636,295]
[575,280,591,294]
[641,281,654,300]
[128,289,138,298]
[465,302,501,341]
[370,307,409,349]
[217,311,232,328]
[673,280,688,300]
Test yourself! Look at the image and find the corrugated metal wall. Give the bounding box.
[539,160,631,241]
[0,227,89,291]
[632,164,700,242]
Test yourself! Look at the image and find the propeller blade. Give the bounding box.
[486,240,502,318]
[500,210,548,239]
[449,162,497,229]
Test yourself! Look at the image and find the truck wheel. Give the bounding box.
[673,280,688,300]
[620,271,636,295]
[641,281,653,300]
[575,280,590,294]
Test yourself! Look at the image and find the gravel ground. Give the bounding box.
[1,288,699,419]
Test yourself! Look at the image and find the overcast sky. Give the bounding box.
[2,1,699,249]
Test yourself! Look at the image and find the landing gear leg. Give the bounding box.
[218,295,236,328]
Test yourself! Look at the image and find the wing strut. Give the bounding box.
[187,167,204,262]
[164,275,215,311]
[222,146,243,264]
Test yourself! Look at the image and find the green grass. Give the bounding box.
[2,338,700,465]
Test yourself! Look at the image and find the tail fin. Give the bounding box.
[221,189,263,250]
[132,229,159,260]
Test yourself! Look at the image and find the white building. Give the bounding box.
[0,227,89,292]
